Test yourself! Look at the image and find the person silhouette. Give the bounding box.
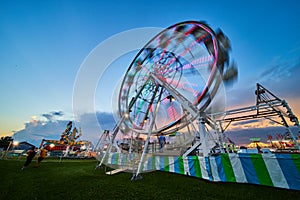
[158,133,166,152]
[21,147,36,170]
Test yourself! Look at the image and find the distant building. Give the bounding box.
[14,141,36,151]
[3,141,36,157]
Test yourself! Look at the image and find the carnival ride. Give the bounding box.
[95,20,300,182]
[95,21,241,178]
[39,121,92,157]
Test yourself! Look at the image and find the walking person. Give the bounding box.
[35,148,47,167]
[21,147,36,170]
[158,133,166,152]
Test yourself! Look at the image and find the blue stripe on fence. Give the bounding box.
[215,155,227,181]
[188,156,197,177]
[275,154,300,190]
[239,154,259,184]
[205,157,213,181]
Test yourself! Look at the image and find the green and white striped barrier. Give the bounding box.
[104,153,300,190]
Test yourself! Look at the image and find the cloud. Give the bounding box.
[13,120,68,146]
[258,55,300,99]
[231,119,260,126]
[41,111,64,122]
[42,113,53,121]
[97,112,117,128]
[75,112,117,143]
[13,111,116,147]
[259,47,300,81]
[228,117,282,132]
[225,85,257,109]
[51,111,64,116]
[258,64,290,81]
[225,52,300,110]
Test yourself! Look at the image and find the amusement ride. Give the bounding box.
[39,121,92,157]
[94,21,300,181]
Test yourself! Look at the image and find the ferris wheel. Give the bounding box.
[118,21,232,135]
[97,21,237,178]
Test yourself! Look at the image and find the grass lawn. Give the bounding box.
[0,158,299,199]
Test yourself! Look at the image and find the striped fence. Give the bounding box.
[104,153,300,190]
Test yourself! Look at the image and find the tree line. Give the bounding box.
[0,136,13,149]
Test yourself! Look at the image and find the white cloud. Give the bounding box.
[13,120,67,146]
[12,111,117,147]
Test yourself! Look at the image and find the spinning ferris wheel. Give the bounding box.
[118,21,231,134]
[97,21,237,179]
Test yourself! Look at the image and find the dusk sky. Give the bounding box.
[1,0,300,146]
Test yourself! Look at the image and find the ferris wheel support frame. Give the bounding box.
[96,114,126,169]
[93,130,110,152]
[132,84,163,180]
[149,73,212,157]
[97,76,154,169]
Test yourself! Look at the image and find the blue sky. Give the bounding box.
[1,0,300,145]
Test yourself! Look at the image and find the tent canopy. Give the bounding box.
[247,141,269,148]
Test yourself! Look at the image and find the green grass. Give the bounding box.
[0,158,299,200]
